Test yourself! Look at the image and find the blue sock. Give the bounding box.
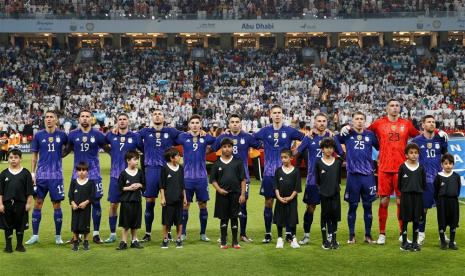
[109,215,118,234]
[348,202,358,236]
[53,208,63,236]
[145,202,155,234]
[419,211,426,232]
[303,211,313,234]
[199,208,208,235]
[363,202,373,237]
[32,208,42,235]
[264,207,273,233]
[92,201,102,233]
[239,203,247,236]
[182,209,189,235]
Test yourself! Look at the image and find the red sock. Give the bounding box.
[396,202,403,233]
[378,204,388,235]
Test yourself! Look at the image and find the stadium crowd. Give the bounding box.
[1,44,465,139]
[1,0,465,19]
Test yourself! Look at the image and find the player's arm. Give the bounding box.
[293,136,309,157]
[408,120,420,138]
[25,171,34,211]
[371,132,380,151]
[31,152,38,184]
[159,168,166,206]
[62,139,73,158]
[0,175,4,213]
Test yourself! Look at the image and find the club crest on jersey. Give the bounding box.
[233,139,238,145]
[128,138,133,144]
[400,126,405,132]
[391,125,397,131]
[82,136,88,143]
[200,138,204,143]
[282,132,287,139]
[48,137,54,143]
[164,133,169,139]
[435,143,440,149]
[155,132,161,139]
[273,133,279,139]
[357,135,362,141]
[120,137,126,143]
[427,143,432,149]
[56,137,61,143]
[365,136,369,142]
[193,137,198,143]
[240,138,245,145]
[90,137,95,143]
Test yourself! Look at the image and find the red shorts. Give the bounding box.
[378,171,400,197]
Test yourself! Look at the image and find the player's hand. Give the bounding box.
[340,125,351,136]
[199,130,207,137]
[25,203,32,212]
[0,204,4,213]
[71,203,78,210]
[160,199,166,206]
[31,172,36,185]
[183,199,188,207]
[111,126,119,135]
[239,194,246,204]
[218,188,228,196]
[438,129,449,142]
[78,202,87,209]
[306,130,315,138]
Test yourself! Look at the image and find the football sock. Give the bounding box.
[348,202,358,236]
[264,207,273,233]
[144,202,155,234]
[54,208,63,236]
[199,208,208,235]
[32,208,42,235]
[363,202,373,237]
[91,201,101,233]
[182,209,189,235]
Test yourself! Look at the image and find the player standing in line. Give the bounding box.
[103,113,140,243]
[295,113,343,245]
[176,115,215,241]
[211,114,261,242]
[254,105,304,243]
[26,110,68,245]
[412,115,448,245]
[64,110,106,244]
[337,112,379,244]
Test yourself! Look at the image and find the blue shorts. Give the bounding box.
[107,177,120,203]
[144,166,161,198]
[260,176,275,198]
[344,173,376,203]
[35,179,65,202]
[423,181,435,209]
[185,178,209,202]
[303,185,320,205]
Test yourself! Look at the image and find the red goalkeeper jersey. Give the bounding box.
[368,116,420,173]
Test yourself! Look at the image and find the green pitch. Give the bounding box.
[0,154,463,275]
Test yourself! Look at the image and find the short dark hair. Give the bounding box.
[125,150,140,161]
[299,121,306,129]
[45,110,57,116]
[422,115,435,123]
[189,114,202,123]
[270,104,282,111]
[76,161,89,171]
[352,111,366,119]
[117,113,129,119]
[320,137,336,150]
[405,143,420,154]
[441,153,454,164]
[164,147,179,162]
[314,112,328,120]
[220,137,234,147]
[79,109,92,117]
[387,98,399,105]
[7,148,22,158]
[228,114,241,122]
[280,149,292,157]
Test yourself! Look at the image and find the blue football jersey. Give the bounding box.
[337,130,379,175]
[106,131,140,178]
[176,133,215,179]
[412,134,448,183]
[138,127,181,167]
[31,130,68,180]
[68,129,106,179]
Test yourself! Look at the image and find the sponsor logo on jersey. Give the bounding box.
[186,139,191,143]
[5,177,8,181]
[279,177,283,181]
[126,180,130,183]
[74,189,78,193]
[441,182,445,186]
[41,139,46,143]
[149,134,153,137]
[113,137,117,141]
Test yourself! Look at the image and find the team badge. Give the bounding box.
[435,143,440,149]
[427,143,432,149]
[193,137,198,143]
[357,135,362,141]
[400,125,405,132]
[240,138,245,145]
[82,136,88,143]
[200,138,204,143]
[48,137,54,143]
[120,137,126,143]
[365,137,369,142]
[233,139,238,145]
[164,133,169,139]
[56,137,61,143]
[282,132,287,139]
[273,133,279,139]
[156,132,161,139]
[90,136,95,143]
[391,125,397,131]
[128,138,133,143]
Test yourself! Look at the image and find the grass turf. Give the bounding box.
[0,154,464,275]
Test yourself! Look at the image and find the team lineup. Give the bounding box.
[0,99,461,253]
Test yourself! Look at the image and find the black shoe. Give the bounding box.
[400,242,412,251]
[321,240,331,250]
[72,241,79,252]
[285,233,293,243]
[142,234,151,242]
[167,232,173,242]
[176,239,183,248]
[331,239,340,250]
[411,243,421,252]
[440,241,448,250]
[116,241,127,250]
[67,236,82,244]
[4,246,13,253]
[82,240,90,251]
[131,240,143,249]
[449,242,458,250]
[262,233,272,243]
[93,235,103,244]
[15,245,26,252]
[161,239,169,249]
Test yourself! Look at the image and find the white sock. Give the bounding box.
[93,231,100,236]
